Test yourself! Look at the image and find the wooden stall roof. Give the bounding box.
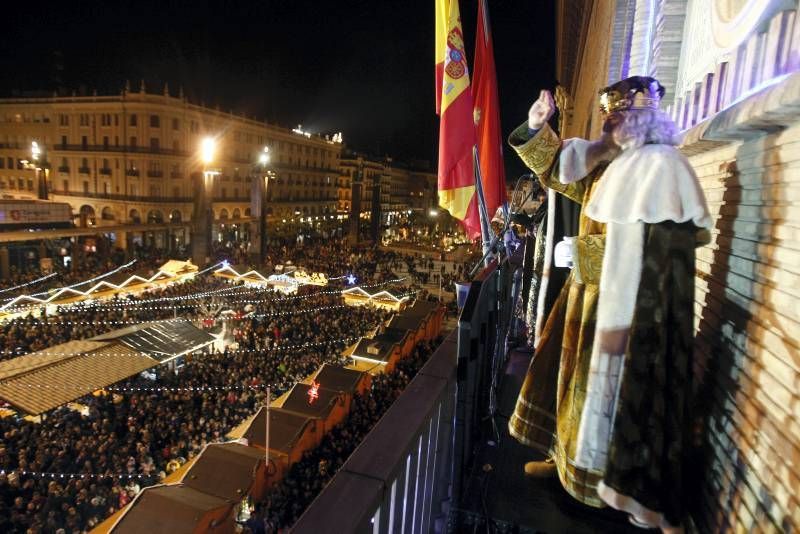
[401,299,440,317]
[311,364,365,395]
[180,442,264,502]
[110,484,230,534]
[279,383,342,420]
[242,406,314,454]
[386,314,425,333]
[0,343,156,415]
[350,330,408,363]
[95,320,215,362]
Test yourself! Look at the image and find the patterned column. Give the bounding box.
[628,0,657,76]
[650,0,688,104]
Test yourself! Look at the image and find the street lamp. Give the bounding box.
[258,146,270,166]
[29,141,49,200]
[201,137,216,166]
[192,137,219,266]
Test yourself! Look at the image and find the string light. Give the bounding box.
[0,272,59,295]
[0,278,409,315]
[0,299,408,327]
[3,468,152,480]
[24,259,138,298]
[3,335,364,359]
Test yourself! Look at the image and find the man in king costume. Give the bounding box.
[506,76,711,527]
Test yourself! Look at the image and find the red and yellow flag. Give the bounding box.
[472,0,506,218]
[436,0,481,239]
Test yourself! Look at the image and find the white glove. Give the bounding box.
[554,237,574,269]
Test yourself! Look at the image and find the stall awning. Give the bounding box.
[98,320,215,363]
[0,341,157,415]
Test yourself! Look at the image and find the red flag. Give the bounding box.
[472,0,506,217]
[436,0,481,239]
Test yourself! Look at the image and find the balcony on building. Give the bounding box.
[292,254,639,533]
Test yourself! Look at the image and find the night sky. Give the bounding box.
[1,0,554,178]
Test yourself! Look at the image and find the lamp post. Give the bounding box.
[250,146,272,264]
[192,137,219,266]
[30,141,49,200]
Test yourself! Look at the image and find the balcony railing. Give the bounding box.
[147,170,163,178]
[126,169,140,177]
[54,144,190,157]
[99,168,112,175]
[293,332,458,533]
[294,260,511,533]
[53,190,192,203]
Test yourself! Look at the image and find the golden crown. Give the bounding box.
[599,76,665,114]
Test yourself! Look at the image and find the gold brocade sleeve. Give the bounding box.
[508,122,586,204]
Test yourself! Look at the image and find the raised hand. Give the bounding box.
[528,90,556,130]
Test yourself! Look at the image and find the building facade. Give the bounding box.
[338,150,437,220]
[556,0,799,530]
[0,85,341,251]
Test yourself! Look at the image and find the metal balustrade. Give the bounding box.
[293,260,513,534]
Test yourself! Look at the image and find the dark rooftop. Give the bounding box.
[312,364,365,395]
[102,320,215,362]
[280,383,343,420]
[242,406,314,454]
[181,442,265,502]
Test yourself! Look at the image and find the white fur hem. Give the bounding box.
[598,481,684,534]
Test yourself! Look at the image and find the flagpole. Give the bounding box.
[472,146,492,261]
[265,386,270,479]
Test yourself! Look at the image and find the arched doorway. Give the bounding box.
[78,205,96,227]
[147,210,164,224]
[129,209,142,224]
[170,210,182,223]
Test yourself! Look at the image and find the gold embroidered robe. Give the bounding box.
[507,122,608,507]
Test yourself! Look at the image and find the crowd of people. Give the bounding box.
[0,235,455,533]
[248,340,438,532]
[0,272,395,532]
[0,276,230,360]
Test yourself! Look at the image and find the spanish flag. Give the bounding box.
[436,0,481,239]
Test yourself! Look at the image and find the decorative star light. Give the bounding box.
[222,260,229,268]
[307,380,320,405]
[346,274,357,285]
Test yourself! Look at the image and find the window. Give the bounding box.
[103,136,109,149]
[172,118,179,130]
[101,114,111,126]
[61,135,67,147]
[104,182,110,194]
[172,140,180,152]
[102,158,109,169]
[79,114,90,127]
[59,114,69,126]
[27,179,33,191]
[83,181,89,193]
[81,136,88,149]
[7,157,13,168]
[221,188,227,199]
[129,137,137,148]
[173,187,180,197]
[129,114,138,126]
[150,137,159,150]
[0,159,4,169]
[150,115,160,128]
